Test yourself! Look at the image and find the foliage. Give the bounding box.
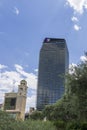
[42,104,54,120]
[80,122,87,130]
[66,121,87,130]
[66,121,81,130]
[65,60,87,121]
[0,110,15,130]
[43,96,79,121]
[29,110,44,120]
[0,110,56,130]
[43,58,87,122]
[53,120,66,130]
[0,55,87,130]
[25,120,57,130]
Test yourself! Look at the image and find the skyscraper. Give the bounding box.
[36,38,69,110]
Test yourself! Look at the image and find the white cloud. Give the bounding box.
[66,0,87,14]
[14,64,37,89]
[15,64,23,70]
[0,93,4,103]
[14,7,19,15]
[34,69,38,72]
[0,64,37,111]
[74,24,81,31]
[71,17,81,31]
[66,0,87,30]
[26,95,36,112]
[69,55,87,74]
[71,16,78,22]
[80,55,87,62]
[0,64,8,69]
[69,63,77,68]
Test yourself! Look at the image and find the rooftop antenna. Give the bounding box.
[12,81,15,92]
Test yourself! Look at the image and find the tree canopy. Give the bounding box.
[43,56,87,122]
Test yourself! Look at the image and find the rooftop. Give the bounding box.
[43,38,66,43]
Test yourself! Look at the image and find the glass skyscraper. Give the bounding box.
[36,38,69,110]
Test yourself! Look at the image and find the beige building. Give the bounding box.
[4,80,28,120]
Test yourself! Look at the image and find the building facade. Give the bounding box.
[36,38,69,110]
[4,80,28,120]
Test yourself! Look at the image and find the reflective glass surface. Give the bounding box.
[36,38,69,110]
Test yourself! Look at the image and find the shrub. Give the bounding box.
[53,120,66,130]
[66,121,81,130]
[81,122,87,130]
[24,120,57,130]
[29,111,44,120]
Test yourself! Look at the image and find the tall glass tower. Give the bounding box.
[36,38,69,110]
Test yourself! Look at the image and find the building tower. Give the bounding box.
[36,38,69,110]
[4,80,28,120]
[16,80,28,120]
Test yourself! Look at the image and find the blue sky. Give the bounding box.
[0,0,87,111]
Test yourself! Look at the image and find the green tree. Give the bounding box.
[66,59,87,121]
[0,110,15,130]
[43,56,87,122]
[29,110,44,120]
[0,110,56,130]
